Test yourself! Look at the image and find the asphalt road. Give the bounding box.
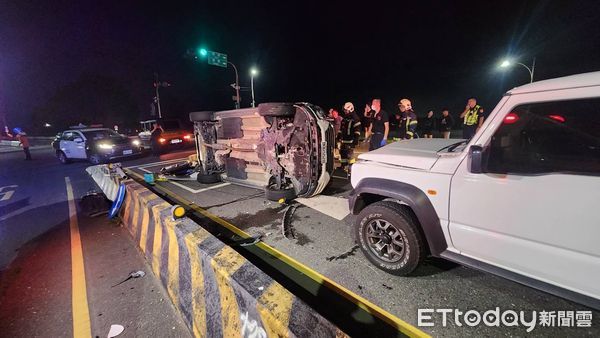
[0,148,190,337]
[124,150,600,337]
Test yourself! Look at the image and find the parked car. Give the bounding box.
[349,71,600,309]
[138,118,194,152]
[189,102,335,200]
[53,128,143,164]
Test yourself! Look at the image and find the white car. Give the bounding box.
[349,71,600,309]
[53,128,143,164]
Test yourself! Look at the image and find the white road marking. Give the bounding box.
[296,195,350,220]
[169,181,231,194]
[0,185,18,202]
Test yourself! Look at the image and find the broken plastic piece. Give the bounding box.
[107,324,125,338]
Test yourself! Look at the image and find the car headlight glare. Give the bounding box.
[132,139,141,146]
[98,143,114,150]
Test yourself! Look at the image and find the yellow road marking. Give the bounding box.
[151,205,163,277]
[126,170,429,338]
[257,283,294,337]
[184,229,211,337]
[212,246,245,336]
[164,217,180,310]
[65,177,92,338]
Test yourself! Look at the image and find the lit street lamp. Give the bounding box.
[250,68,258,107]
[499,57,536,83]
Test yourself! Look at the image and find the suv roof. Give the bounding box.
[507,71,600,95]
[65,128,111,133]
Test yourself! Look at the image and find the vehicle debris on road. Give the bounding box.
[111,270,146,287]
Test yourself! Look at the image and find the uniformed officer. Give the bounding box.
[460,97,485,139]
[367,99,389,150]
[338,102,361,172]
[397,98,418,140]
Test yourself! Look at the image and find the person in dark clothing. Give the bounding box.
[460,97,485,139]
[421,110,436,138]
[338,102,362,173]
[397,98,418,140]
[367,99,389,150]
[439,108,455,139]
[362,103,372,141]
[150,123,164,156]
[11,129,32,160]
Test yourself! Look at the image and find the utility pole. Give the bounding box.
[154,73,162,119]
[228,62,240,109]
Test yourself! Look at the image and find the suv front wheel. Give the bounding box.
[355,201,425,275]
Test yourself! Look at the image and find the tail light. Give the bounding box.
[184,134,192,140]
[503,112,520,124]
[548,114,565,123]
[159,138,166,143]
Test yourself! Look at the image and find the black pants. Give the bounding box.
[339,142,354,168]
[369,133,384,151]
[151,141,161,156]
[463,125,477,139]
[23,147,31,160]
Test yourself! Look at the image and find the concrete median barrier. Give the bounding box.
[119,179,348,337]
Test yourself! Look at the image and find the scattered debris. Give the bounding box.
[326,245,360,261]
[232,234,264,247]
[281,205,298,239]
[107,324,125,338]
[111,270,146,287]
[258,286,264,291]
[79,190,110,217]
[382,283,393,290]
[358,285,363,290]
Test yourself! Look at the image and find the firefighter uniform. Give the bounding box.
[398,109,418,140]
[463,104,484,139]
[339,111,361,169]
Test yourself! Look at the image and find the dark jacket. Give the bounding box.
[439,114,455,132]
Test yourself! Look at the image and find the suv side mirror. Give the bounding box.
[74,137,83,143]
[468,145,483,174]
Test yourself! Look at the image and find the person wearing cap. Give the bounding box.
[338,102,362,173]
[397,98,418,140]
[460,97,484,139]
[366,99,389,150]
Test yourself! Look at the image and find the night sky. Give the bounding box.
[1,0,599,130]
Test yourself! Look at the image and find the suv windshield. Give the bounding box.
[83,129,123,141]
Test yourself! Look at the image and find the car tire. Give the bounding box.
[57,151,70,164]
[264,185,297,201]
[258,103,296,117]
[197,172,221,184]
[88,153,104,165]
[355,201,426,276]
[189,111,215,122]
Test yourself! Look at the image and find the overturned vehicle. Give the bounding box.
[187,102,335,200]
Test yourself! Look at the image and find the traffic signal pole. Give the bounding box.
[227,61,241,109]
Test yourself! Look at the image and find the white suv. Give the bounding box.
[349,71,600,309]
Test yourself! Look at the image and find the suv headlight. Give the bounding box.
[98,143,114,150]
[132,139,141,146]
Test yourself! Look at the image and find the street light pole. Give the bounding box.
[515,58,535,83]
[227,62,240,109]
[250,68,258,108]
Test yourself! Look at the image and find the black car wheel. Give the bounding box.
[355,201,426,275]
[258,103,296,117]
[88,153,104,165]
[196,172,221,184]
[264,185,297,201]
[57,151,70,164]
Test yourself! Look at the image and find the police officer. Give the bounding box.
[460,97,484,139]
[367,99,389,150]
[397,98,418,140]
[338,102,361,172]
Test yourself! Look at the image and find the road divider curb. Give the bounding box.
[119,179,348,337]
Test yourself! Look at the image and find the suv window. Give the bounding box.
[485,97,600,175]
[62,131,76,141]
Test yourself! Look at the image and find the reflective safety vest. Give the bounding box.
[464,105,482,126]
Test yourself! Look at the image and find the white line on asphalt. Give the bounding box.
[169,181,231,194]
[296,195,350,220]
[130,158,187,170]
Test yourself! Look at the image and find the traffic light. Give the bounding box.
[198,48,208,57]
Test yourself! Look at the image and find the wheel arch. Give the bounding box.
[349,178,447,256]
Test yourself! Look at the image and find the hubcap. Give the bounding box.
[365,219,405,263]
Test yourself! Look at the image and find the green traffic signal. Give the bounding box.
[198,48,208,57]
